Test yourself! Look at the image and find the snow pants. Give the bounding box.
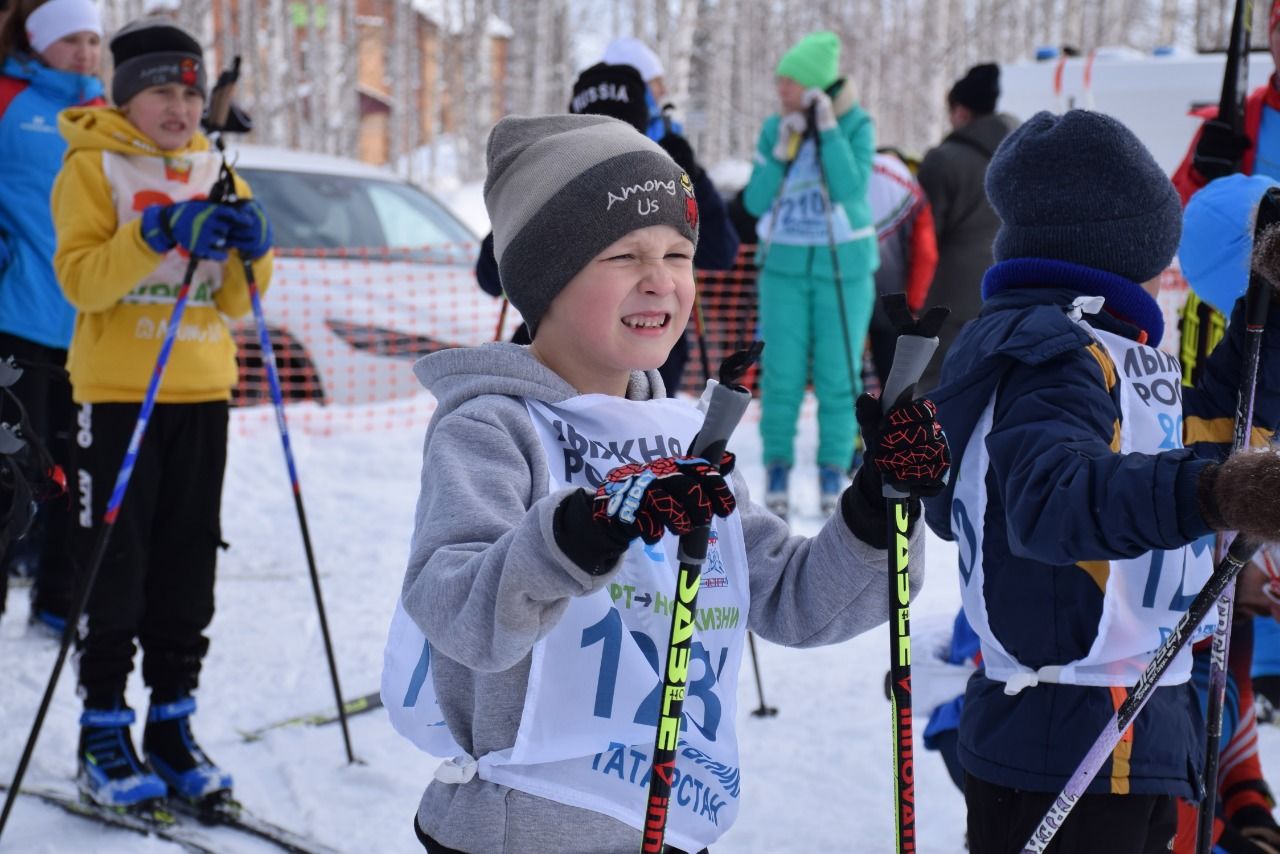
[72,401,227,707]
[757,269,874,469]
[0,331,75,619]
[965,773,1177,853]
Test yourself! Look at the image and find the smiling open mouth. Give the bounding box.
[622,313,670,329]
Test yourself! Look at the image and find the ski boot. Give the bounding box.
[144,696,233,812]
[819,464,846,517]
[765,463,789,521]
[77,706,169,812]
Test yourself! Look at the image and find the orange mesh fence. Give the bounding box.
[230,245,1194,436]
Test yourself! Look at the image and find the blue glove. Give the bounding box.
[140,201,244,261]
[0,234,10,273]
[226,199,273,260]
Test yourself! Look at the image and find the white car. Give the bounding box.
[225,144,506,406]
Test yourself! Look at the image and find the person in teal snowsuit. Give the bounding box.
[743,30,879,519]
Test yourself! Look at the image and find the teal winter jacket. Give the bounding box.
[742,78,879,281]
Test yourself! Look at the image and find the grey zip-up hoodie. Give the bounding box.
[401,343,925,853]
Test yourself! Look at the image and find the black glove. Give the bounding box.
[658,133,703,181]
[554,453,736,574]
[1194,119,1252,182]
[1199,450,1280,539]
[842,393,951,548]
[1233,805,1280,854]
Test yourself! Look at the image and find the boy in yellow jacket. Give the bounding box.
[50,17,273,811]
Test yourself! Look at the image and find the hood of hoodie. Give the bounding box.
[413,343,666,425]
[946,111,1019,158]
[3,55,102,105]
[58,105,210,158]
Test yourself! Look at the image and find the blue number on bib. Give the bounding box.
[580,609,724,741]
[404,639,431,707]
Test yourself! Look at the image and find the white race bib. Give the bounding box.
[755,139,874,247]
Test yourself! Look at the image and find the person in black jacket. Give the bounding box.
[474,62,739,392]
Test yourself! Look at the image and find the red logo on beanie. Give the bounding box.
[180,58,198,87]
[685,196,698,231]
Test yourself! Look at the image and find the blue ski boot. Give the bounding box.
[144,696,233,806]
[819,464,847,517]
[77,706,168,809]
[765,462,790,521]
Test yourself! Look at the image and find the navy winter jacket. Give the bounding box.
[923,259,1280,798]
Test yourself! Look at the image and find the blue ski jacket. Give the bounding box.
[0,55,103,348]
[923,258,1280,799]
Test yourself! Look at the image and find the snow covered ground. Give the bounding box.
[2,393,1277,852]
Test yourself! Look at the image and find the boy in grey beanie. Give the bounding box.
[921,109,1280,850]
[384,113,950,852]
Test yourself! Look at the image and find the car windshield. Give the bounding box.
[237,168,475,257]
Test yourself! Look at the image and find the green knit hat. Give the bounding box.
[776,31,841,90]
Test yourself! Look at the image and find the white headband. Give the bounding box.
[25,0,103,55]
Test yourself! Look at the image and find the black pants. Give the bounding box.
[965,773,1177,854]
[0,332,75,618]
[413,815,709,853]
[72,401,228,707]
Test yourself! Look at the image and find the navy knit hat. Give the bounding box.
[986,110,1181,284]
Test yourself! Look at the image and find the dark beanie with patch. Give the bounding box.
[986,109,1181,284]
[484,114,699,334]
[569,63,649,134]
[109,16,207,106]
[948,63,1000,114]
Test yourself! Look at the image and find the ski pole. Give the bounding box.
[808,102,862,430]
[696,297,773,717]
[746,632,778,718]
[1197,176,1270,854]
[641,343,760,854]
[207,56,359,766]
[1025,187,1280,854]
[0,248,211,842]
[877,294,949,854]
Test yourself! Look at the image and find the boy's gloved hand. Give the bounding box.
[803,87,837,132]
[1194,118,1252,182]
[657,132,703,181]
[226,199,273,260]
[843,393,950,549]
[140,201,245,261]
[1233,805,1280,853]
[772,112,808,162]
[554,454,737,575]
[1199,450,1280,540]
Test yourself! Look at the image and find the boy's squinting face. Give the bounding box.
[122,83,205,151]
[531,225,695,395]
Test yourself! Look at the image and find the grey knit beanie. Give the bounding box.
[484,114,699,333]
[109,16,207,106]
[986,110,1181,283]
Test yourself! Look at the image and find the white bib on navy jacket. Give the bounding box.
[955,307,1215,692]
[383,394,750,852]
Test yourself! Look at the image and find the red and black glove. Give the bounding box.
[857,393,951,496]
[554,453,736,574]
[843,393,950,548]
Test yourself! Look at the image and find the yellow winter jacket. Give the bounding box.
[52,107,273,403]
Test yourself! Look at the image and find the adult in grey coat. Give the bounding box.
[917,63,1019,392]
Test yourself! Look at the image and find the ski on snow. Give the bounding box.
[3,783,338,854]
[239,691,383,743]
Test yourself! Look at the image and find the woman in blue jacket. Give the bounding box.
[0,0,103,628]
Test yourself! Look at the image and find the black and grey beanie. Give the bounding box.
[109,16,206,106]
[484,113,699,334]
[986,110,1181,284]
